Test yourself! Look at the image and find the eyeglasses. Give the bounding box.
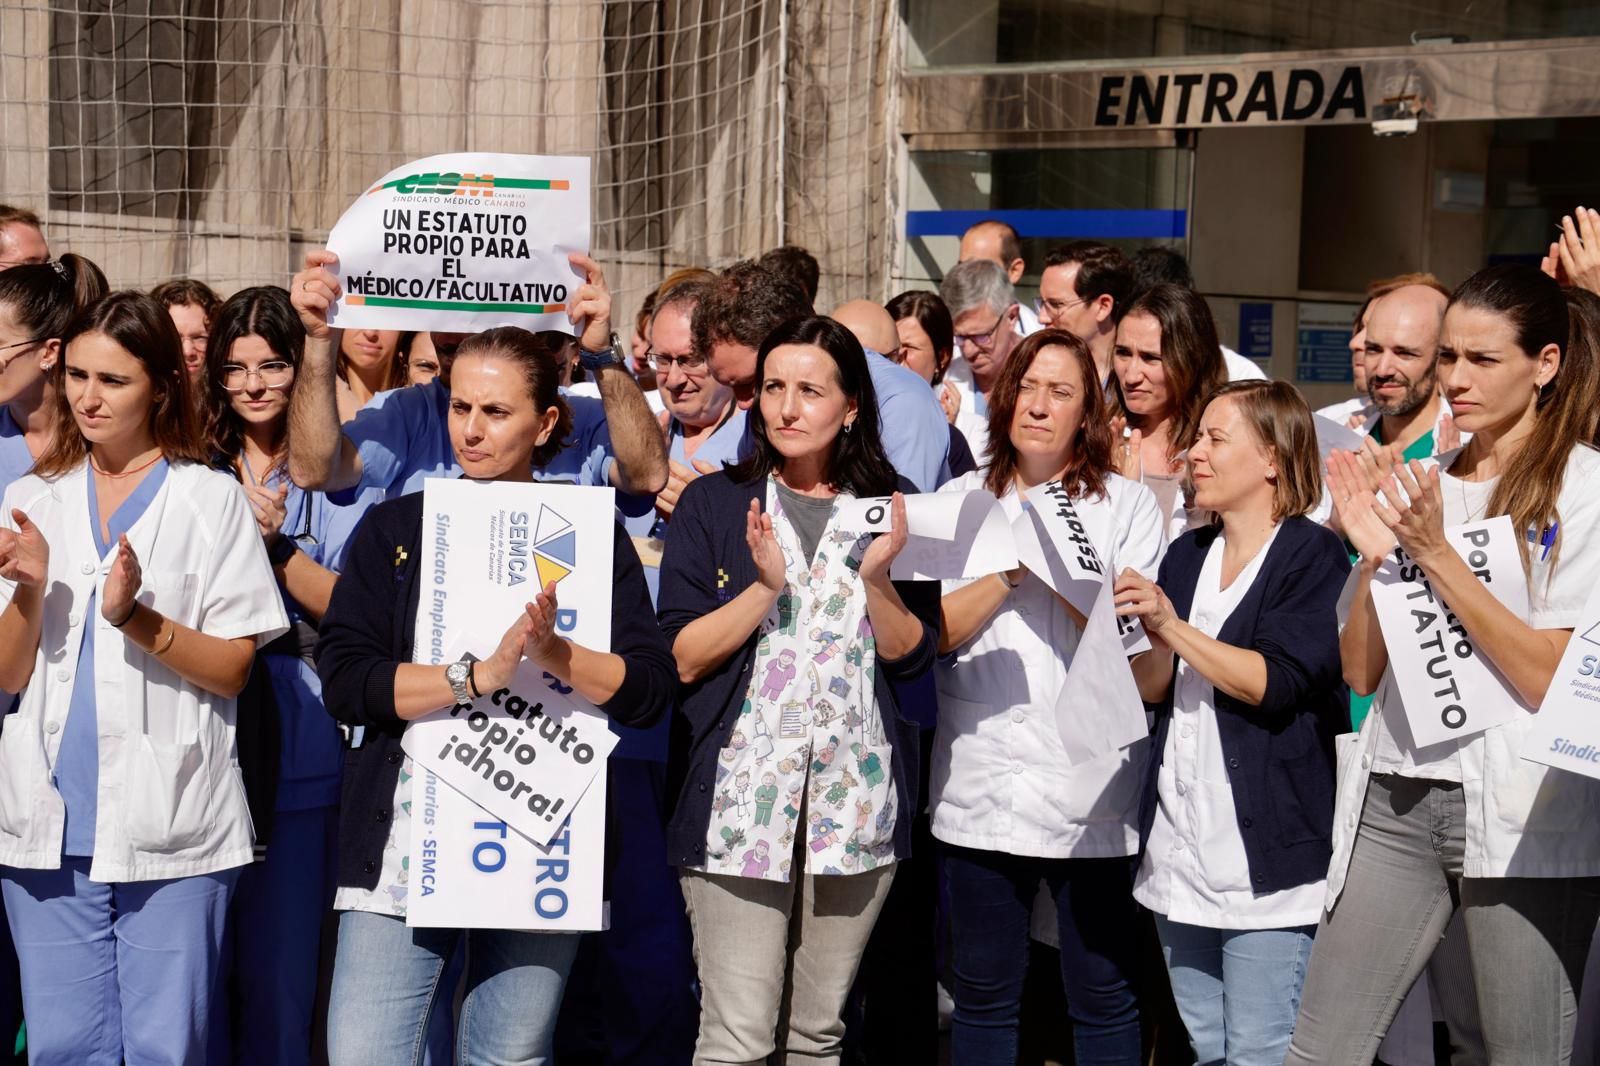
[954,317,1005,349]
[220,361,294,392]
[648,350,707,372]
[0,338,42,373]
[1035,295,1088,318]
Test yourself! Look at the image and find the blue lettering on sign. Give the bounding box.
[534,825,573,918]
[1549,737,1600,763]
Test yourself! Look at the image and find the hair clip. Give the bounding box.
[49,259,67,279]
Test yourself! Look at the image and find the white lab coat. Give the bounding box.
[0,461,287,882]
[931,470,1166,858]
[1326,443,1600,906]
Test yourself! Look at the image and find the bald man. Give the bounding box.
[958,220,1041,335]
[0,205,48,270]
[832,298,900,360]
[1361,284,1453,456]
[825,299,950,490]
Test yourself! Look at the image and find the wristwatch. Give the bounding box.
[445,658,475,706]
[578,332,625,373]
[267,535,298,568]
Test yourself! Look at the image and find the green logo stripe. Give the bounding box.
[376,176,566,192]
[355,296,559,314]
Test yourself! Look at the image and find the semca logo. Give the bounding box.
[507,504,578,590]
[507,503,581,635]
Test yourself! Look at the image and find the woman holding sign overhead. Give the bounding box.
[658,316,939,1065]
[931,328,1164,1066]
[315,325,674,1066]
[1284,263,1600,1066]
[1113,380,1348,1066]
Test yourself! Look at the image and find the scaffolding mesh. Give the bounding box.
[0,0,901,312]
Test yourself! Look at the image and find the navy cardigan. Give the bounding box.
[657,471,941,868]
[315,490,675,892]
[1137,515,1351,895]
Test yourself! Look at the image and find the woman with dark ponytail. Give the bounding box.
[0,255,108,490]
[1287,263,1600,1065]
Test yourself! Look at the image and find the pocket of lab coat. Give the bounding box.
[0,718,42,838]
[123,734,210,852]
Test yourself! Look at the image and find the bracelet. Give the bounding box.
[109,601,138,629]
[151,622,177,657]
[468,661,481,699]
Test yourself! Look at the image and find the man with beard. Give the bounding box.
[1359,283,1452,457]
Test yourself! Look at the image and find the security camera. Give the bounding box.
[1372,116,1420,137]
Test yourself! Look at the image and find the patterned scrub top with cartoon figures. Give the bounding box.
[693,477,898,882]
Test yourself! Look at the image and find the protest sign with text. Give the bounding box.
[407,762,606,930]
[403,652,617,848]
[1523,579,1600,781]
[1012,484,1151,762]
[1369,515,1529,748]
[834,490,1018,580]
[327,153,590,333]
[406,478,616,929]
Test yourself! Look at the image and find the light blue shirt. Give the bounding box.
[0,408,34,714]
[341,380,649,515]
[623,407,748,541]
[60,459,170,856]
[0,407,33,493]
[862,350,951,492]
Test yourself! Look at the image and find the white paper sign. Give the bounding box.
[406,478,617,929]
[327,152,591,333]
[1053,575,1153,762]
[1370,516,1530,747]
[1523,580,1600,780]
[1313,413,1367,466]
[402,659,618,847]
[1016,485,1150,656]
[406,763,606,930]
[835,491,1018,580]
[1011,486,1150,762]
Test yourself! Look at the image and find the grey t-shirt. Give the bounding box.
[775,483,835,564]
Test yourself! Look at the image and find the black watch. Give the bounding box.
[267,535,298,567]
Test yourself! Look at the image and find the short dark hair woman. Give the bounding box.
[658,315,939,1062]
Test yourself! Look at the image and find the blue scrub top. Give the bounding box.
[0,407,33,492]
[622,407,748,542]
[59,459,170,857]
[0,407,36,716]
[341,380,651,516]
[256,466,378,811]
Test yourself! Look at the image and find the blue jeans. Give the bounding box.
[942,844,1142,1066]
[1,858,239,1066]
[326,910,579,1066]
[1152,914,1314,1066]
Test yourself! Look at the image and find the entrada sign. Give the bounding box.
[1094,66,1368,127]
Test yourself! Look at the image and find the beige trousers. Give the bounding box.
[681,860,895,1066]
